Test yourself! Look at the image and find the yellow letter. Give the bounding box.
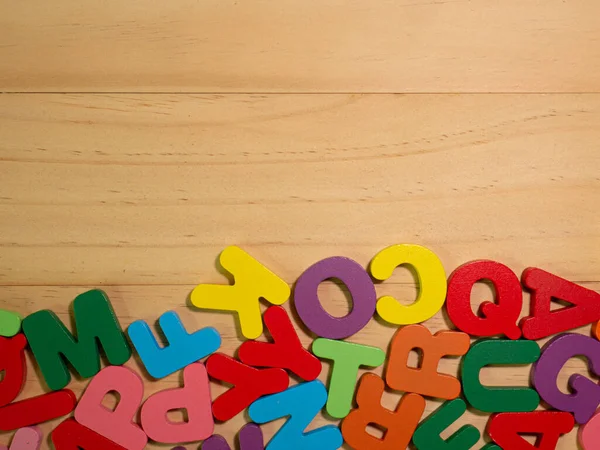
[369,244,446,325]
[190,246,290,339]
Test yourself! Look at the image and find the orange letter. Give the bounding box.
[385,324,470,399]
[342,374,425,450]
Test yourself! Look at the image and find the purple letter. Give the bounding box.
[533,333,600,424]
[293,257,376,339]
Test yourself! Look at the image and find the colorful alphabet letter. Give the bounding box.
[533,333,600,424]
[520,268,600,340]
[0,310,22,338]
[201,423,264,450]
[579,410,600,450]
[412,399,480,450]
[248,381,343,450]
[293,256,376,339]
[446,260,522,339]
[488,411,575,450]
[386,324,470,399]
[128,310,221,379]
[238,306,321,381]
[462,338,540,412]
[22,290,131,391]
[206,353,289,422]
[369,244,447,325]
[0,335,27,407]
[3,426,42,450]
[312,338,385,419]
[190,246,290,339]
[140,362,213,443]
[74,366,147,450]
[341,373,425,450]
[0,334,76,431]
[51,419,127,450]
[0,390,77,432]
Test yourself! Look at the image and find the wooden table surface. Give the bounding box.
[1,1,599,449]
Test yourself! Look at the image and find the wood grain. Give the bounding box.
[0,93,598,448]
[1,0,599,92]
[1,94,599,285]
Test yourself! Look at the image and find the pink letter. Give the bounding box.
[6,426,43,450]
[579,410,600,450]
[74,366,147,450]
[140,363,213,443]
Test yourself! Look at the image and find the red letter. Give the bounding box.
[488,411,574,450]
[206,353,289,422]
[238,306,321,381]
[446,260,522,339]
[0,334,76,431]
[52,419,127,450]
[0,335,27,407]
[520,268,600,340]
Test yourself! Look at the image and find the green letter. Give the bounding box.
[413,399,480,450]
[23,289,131,390]
[312,338,385,419]
[462,338,540,413]
[0,309,22,337]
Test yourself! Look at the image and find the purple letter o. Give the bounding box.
[293,257,376,339]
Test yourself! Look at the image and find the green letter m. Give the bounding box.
[23,289,131,391]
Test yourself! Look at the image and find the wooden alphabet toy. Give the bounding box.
[412,399,481,450]
[0,310,22,338]
[487,411,575,450]
[202,437,232,450]
[2,245,600,449]
[520,267,600,340]
[533,333,600,424]
[0,335,27,407]
[190,246,290,339]
[0,427,42,450]
[201,423,264,450]
[248,380,343,450]
[369,244,447,325]
[0,334,77,431]
[128,310,221,379]
[293,256,376,339]
[74,366,147,449]
[51,418,127,450]
[312,338,385,419]
[579,409,600,450]
[21,289,131,391]
[238,306,321,381]
[0,389,77,432]
[462,338,541,412]
[385,324,470,399]
[140,362,214,443]
[446,260,523,339]
[206,352,289,422]
[341,373,425,450]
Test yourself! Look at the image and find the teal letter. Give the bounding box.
[248,381,342,450]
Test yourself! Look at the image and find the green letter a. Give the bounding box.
[23,289,131,391]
